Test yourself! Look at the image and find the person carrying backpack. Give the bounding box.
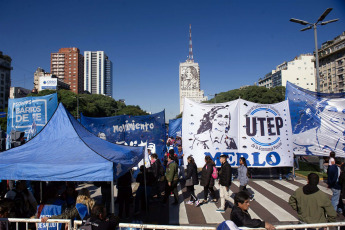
[199,155,217,205]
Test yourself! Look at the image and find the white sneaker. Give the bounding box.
[186,201,194,205]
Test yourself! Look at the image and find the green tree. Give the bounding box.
[206,86,285,104]
[175,113,182,119]
[116,105,149,116]
[26,89,147,117]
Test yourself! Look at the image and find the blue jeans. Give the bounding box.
[178,165,185,179]
[331,188,341,211]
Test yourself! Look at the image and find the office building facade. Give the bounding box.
[258,54,316,91]
[84,51,113,97]
[319,31,345,93]
[0,52,12,110]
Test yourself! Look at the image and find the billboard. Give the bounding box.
[39,77,57,90]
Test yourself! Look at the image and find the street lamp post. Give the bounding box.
[290,8,338,93]
[290,9,338,171]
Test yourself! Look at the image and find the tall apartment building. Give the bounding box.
[0,51,12,110]
[318,31,345,93]
[51,47,84,94]
[84,51,113,97]
[258,54,316,91]
[179,25,207,113]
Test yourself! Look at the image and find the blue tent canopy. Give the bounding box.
[0,103,144,181]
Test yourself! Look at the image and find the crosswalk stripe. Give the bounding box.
[194,184,225,224]
[233,181,298,222]
[254,181,291,202]
[214,183,260,219]
[275,180,300,191]
[169,184,189,224]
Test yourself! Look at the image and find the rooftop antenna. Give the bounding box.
[188,24,194,62]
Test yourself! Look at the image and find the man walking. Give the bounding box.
[216,154,232,213]
[289,173,336,223]
[327,160,342,213]
[162,154,179,205]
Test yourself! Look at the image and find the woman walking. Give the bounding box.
[238,157,253,199]
[185,156,200,206]
[199,155,217,205]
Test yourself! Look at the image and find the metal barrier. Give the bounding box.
[0,218,72,230]
[4,218,345,230]
[241,222,345,230]
[73,220,216,230]
[75,220,345,230]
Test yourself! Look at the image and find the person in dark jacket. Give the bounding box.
[184,156,200,206]
[199,155,217,204]
[338,163,345,213]
[81,204,119,230]
[0,201,11,230]
[231,191,275,230]
[134,166,154,215]
[149,154,164,199]
[117,171,132,219]
[327,160,342,212]
[216,154,232,213]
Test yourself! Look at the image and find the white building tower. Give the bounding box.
[84,51,113,96]
[179,25,207,113]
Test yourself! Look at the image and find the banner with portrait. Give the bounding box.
[6,93,58,147]
[182,98,293,168]
[286,81,345,157]
[80,110,166,160]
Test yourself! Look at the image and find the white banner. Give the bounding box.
[182,98,293,168]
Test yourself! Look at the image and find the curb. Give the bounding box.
[295,172,327,181]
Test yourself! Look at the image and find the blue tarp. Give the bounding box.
[0,103,145,181]
[168,118,182,138]
[80,110,166,160]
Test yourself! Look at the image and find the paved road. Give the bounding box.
[78,177,345,227]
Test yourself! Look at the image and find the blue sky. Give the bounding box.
[1,0,345,120]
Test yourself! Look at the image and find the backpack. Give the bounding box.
[212,166,218,179]
[207,165,218,179]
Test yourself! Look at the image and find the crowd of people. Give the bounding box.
[1,138,345,230]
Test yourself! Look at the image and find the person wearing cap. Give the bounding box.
[216,154,232,213]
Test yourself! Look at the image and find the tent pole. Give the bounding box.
[40,182,42,203]
[144,148,148,217]
[111,181,114,214]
